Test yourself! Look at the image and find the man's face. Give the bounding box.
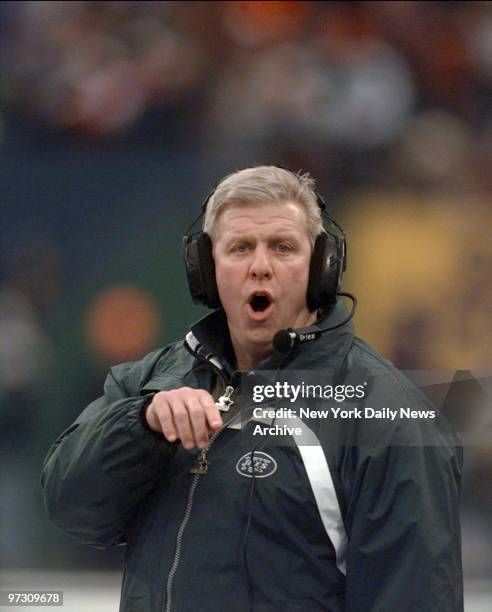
[213,201,315,362]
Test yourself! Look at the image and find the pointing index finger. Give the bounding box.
[200,391,223,430]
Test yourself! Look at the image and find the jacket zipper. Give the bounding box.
[164,384,237,612]
[190,385,234,475]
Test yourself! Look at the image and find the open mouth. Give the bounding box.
[248,293,272,313]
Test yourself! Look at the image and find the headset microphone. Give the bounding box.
[272,292,357,354]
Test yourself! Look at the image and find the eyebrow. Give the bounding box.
[224,231,302,243]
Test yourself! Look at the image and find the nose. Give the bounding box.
[249,245,273,280]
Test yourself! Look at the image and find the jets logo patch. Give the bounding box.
[236,451,277,478]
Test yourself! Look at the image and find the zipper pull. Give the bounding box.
[216,385,235,412]
[190,448,208,474]
[189,386,235,475]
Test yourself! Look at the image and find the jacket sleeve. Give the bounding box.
[41,367,177,549]
[341,399,464,610]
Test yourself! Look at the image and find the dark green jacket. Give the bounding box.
[42,302,463,611]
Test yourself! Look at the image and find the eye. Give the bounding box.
[232,243,249,253]
[276,243,292,253]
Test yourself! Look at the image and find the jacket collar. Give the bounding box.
[185,299,354,376]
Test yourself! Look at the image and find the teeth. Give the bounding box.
[250,293,265,302]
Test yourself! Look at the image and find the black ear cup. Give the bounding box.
[182,232,221,309]
[306,232,345,312]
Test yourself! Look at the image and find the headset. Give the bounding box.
[182,175,347,313]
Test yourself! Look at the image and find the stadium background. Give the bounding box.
[1,2,491,609]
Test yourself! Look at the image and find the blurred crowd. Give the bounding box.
[0,0,491,590]
[1,1,491,193]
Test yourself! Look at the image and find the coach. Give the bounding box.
[42,166,463,611]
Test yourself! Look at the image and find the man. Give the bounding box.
[42,166,463,611]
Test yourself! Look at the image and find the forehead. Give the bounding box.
[216,201,310,238]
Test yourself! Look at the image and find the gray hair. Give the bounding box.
[203,166,324,246]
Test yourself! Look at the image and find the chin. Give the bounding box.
[247,331,274,344]
[245,331,275,350]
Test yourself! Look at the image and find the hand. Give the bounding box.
[144,387,223,449]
